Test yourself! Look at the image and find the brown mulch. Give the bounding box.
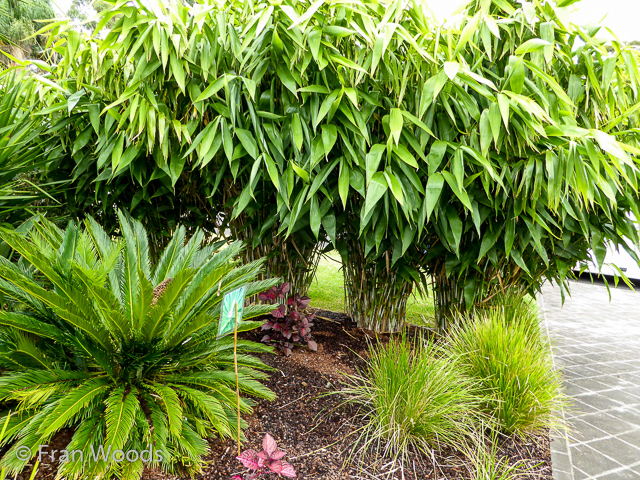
[149,309,554,480]
[27,310,554,480]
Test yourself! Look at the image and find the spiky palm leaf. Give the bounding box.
[0,212,278,479]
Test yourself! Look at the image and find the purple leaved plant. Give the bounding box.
[232,434,296,479]
[259,283,317,356]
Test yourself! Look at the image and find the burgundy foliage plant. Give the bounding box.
[259,283,317,356]
[232,434,296,479]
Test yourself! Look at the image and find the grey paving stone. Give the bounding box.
[553,470,574,480]
[595,375,634,388]
[567,418,609,444]
[573,393,618,412]
[583,437,640,465]
[564,365,605,379]
[566,400,600,418]
[605,389,640,407]
[617,373,640,384]
[606,407,640,428]
[592,468,640,479]
[578,412,636,436]
[571,377,614,394]
[570,442,623,477]
[617,430,640,448]
[551,451,573,474]
[573,466,593,480]
[564,381,591,397]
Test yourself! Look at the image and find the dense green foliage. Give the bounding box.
[28,0,640,331]
[448,306,566,435]
[0,0,54,57]
[0,213,277,478]
[341,335,486,465]
[0,73,65,252]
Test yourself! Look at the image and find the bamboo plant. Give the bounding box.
[28,0,640,331]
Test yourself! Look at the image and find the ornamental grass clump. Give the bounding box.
[341,334,487,464]
[467,429,538,480]
[0,213,279,479]
[448,308,566,436]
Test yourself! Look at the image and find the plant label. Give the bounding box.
[218,286,246,338]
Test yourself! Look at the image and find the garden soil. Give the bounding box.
[27,311,553,480]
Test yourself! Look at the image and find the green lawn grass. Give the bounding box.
[308,251,435,327]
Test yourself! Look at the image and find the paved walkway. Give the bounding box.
[539,279,640,480]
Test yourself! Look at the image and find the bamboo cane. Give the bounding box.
[234,302,241,456]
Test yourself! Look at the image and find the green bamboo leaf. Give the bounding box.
[442,170,473,211]
[393,144,419,169]
[488,103,501,143]
[366,144,386,185]
[291,113,303,151]
[111,135,125,171]
[321,124,337,155]
[497,93,510,130]
[307,158,339,200]
[169,52,186,93]
[263,154,280,191]
[478,225,503,260]
[339,163,349,208]
[453,12,480,57]
[362,172,388,220]
[389,108,403,146]
[315,89,341,128]
[479,109,492,156]
[445,206,462,254]
[371,34,384,75]
[307,27,322,61]
[444,61,460,80]
[291,162,309,183]
[384,172,404,206]
[288,0,323,30]
[310,196,321,239]
[515,38,551,55]
[508,57,525,94]
[427,141,448,175]
[235,129,259,159]
[425,173,444,221]
[88,104,100,133]
[276,64,298,95]
[195,76,227,102]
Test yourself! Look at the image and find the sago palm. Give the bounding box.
[0,211,278,479]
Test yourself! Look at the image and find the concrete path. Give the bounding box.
[539,279,640,480]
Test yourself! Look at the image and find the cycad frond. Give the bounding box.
[175,386,231,438]
[0,311,64,342]
[105,386,140,452]
[38,378,111,438]
[145,382,183,438]
[152,225,186,284]
[165,229,205,279]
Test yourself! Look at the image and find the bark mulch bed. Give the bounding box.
[27,310,554,480]
[146,310,554,480]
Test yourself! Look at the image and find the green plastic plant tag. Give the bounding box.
[218,286,246,338]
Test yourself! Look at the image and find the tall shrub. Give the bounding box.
[33,0,640,332]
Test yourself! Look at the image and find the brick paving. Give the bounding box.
[539,279,640,480]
